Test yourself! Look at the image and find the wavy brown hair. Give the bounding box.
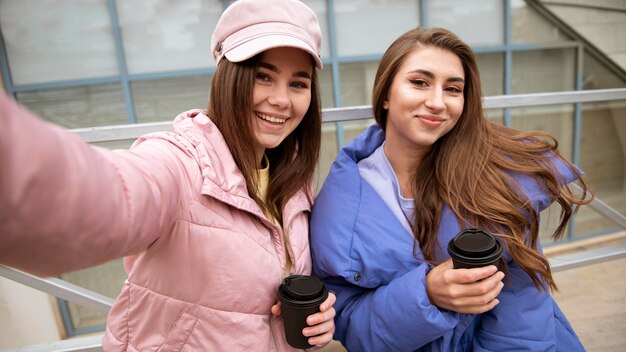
[372,27,591,291]
[207,54,321,223]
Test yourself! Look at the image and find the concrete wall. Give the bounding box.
[541,0,626,70]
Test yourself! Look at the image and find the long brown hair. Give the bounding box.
[207,55,321,223]
[372,27,591,291]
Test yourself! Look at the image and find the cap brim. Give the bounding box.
[224,34,322,69]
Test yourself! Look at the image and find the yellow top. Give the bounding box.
[257,155,292,275]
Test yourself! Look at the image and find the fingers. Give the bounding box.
[449,271,504,300]
[427,260,505,314]
[459,298,501,315]
[303,293,337,345]
[319,292,336,311]
[306,302,336,326]
[449,264,499,284]
[448,279,504,313]
[444,271,505,314]
[303,316,335,337]
[270,302,281,317]
[306,325,335,346]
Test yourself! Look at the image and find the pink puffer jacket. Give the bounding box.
[0,94,313,351]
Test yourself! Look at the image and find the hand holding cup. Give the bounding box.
[277,275,332,349]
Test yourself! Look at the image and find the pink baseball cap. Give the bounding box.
[211,0,323,69]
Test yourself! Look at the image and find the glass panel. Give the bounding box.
[509,104,577,243]
[511,0,571,44]
[0,0,118,85]
[457,105,625,243]
[317,118,375,190]
[343,118,376,145]
[512,48,576,94]
[117,0,222,74]
[510,104,574,160]
[428,0,503,47]
[60,260,126,330]
[334,0,419,57]
[476,52,504,96]
[576,99,626,235]
[131,75,212,123]
[318,123,340,191]
[16,84,127,128]
[318,65,335,109]
[302,0,331,59]
[484,108,505,125]
[339,61,380,107]
[583,51,626,90]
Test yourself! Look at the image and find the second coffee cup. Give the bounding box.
[278,274,329,349]
[447,228,503,269]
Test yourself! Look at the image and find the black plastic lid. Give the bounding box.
[281,275,325,301]
[451,229,497,257]
[447,228,504,266]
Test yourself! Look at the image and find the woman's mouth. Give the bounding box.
[256,112,286,124]
[418,115,444,127]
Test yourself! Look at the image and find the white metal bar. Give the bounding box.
[0,334,103,352]
[0,265,114,314]
[71,88,626,143]
[550,243,626,272]
[483,88,626,109]
[71,121,172,143]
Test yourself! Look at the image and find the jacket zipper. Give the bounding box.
[258,217,285,352]
[257,205,308,351]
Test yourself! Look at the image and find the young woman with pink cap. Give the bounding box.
[0,0,335,350]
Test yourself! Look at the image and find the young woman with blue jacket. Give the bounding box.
[310,27,591,351]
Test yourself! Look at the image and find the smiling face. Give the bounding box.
[383,45,465,162]
[251,47,313,163]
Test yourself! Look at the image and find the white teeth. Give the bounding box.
[256,113,286,124]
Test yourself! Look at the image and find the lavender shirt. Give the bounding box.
[357,143,415,234]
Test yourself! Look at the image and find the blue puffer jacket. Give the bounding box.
[310,124,585,352]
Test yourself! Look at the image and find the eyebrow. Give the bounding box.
[258,62,312,80]
[409,69,465,83]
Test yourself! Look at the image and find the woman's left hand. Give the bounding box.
[271,292,337,348]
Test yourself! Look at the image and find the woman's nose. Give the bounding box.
[424,89,445,111]
[268,85,290,108]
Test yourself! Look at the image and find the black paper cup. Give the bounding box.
[278,275,329,349]
[447,228,503,269]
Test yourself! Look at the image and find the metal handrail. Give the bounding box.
[71,88,626,142]
[2,88,626,352]
[0,335,104,352]
[550,242,626,272]
[0,265,114,314]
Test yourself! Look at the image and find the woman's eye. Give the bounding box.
[445,86,463,94]
[290,81,309,89]
[256,73,271,82]
[410,79,428,87]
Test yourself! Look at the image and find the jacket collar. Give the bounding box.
[172,109,311,218]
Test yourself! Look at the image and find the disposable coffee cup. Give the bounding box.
[447,228,503,269]
[278,275,329,349]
